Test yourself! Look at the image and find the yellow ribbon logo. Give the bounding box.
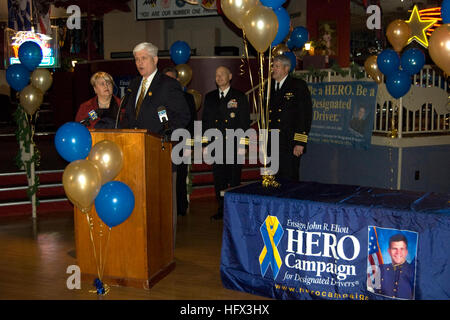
[259,215,284,279]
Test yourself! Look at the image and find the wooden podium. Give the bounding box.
[74,129,175,289]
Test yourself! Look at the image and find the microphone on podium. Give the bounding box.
[157,106,171,149]
[79,109,98,126]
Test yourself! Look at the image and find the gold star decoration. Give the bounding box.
[405,5,438,48]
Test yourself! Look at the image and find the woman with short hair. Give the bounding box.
[75,71,122,129]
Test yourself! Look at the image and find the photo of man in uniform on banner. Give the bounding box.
[349,106,369,135]
[367,226,418,300]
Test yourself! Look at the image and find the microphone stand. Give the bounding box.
[161,136,166,150]
[161,122,171,150]
[115,95,126,129]
[116,89,133,129]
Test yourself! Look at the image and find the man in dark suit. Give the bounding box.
[269,55,312,181]
[202,66,251,220]
[121,42,190,247]
[121,42,190,133]
[163,66,197,217]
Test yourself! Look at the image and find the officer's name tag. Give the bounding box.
[227,99,238,108]
[284,92,294,100]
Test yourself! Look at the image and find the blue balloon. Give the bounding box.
[18,41,43,71]
[170,41,191,65]
[6,64,30,91]
[54,122,92,162]
[95,181,135,228]
[260,0,286,9]
[271,7,290,47]
[386,70,411,99]
[377,49,400,76]
[401,48,425,75]
[442,0,450,24]
[286,37,295,50]
[290,26,309,49]
[284,51,297,72]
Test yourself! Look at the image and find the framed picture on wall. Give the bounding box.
[318,20,338,57]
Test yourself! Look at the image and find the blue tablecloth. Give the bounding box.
[220,180,450,300]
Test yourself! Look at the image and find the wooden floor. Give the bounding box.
[0,197,269,300]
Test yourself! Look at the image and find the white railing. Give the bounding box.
[402,66,449,135]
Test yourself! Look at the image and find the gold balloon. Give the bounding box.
[221,0,259,29]
[176,64,193,87]
[63,160,102,213]
[429,24,450,75]
[19,85,44,115]
[364,55,383,84]
[242,5,279,53]
[30,68,53,92]
[88,140,124,185]
[386,19,411,53]
[272,43,289,57]
[187,88,202,111]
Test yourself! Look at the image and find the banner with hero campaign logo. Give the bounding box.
[308,81,378,150]
[257,215,369,300]
[220,196,425,300]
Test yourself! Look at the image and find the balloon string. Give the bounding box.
[259,47,279,187]
[99,221,103,280]
[85,212,101,282]
[85,212,110,295]
[242,30,258,116]
[265,46,273,168]
[240,43,246,76]
[258,52,268,168]
[242,29,262,169]
[389,100,399,138]
[100,227,112,281]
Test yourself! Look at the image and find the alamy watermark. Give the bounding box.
[366,5,381,30]
[171,121,280,175]
[66,5,81,30]
[66,265,81,290]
